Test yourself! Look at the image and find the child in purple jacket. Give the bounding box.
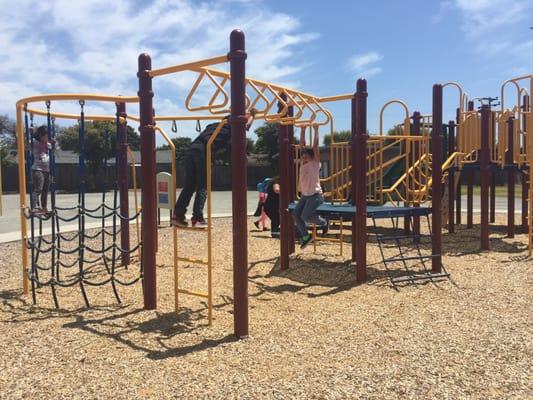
[31,126,52,214]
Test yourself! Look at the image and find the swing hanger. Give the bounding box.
[195,119,202,132]
[171,120,177,133]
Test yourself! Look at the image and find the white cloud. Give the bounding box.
[347,52,383,78]
[453,0,532,38]
[0,0,317,138]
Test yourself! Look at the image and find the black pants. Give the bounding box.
[264,204,279,231]
[31,170,50,209]
[174,147,206,219]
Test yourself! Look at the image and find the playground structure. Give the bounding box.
[12,29,533,338]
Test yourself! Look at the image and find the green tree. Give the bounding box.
[323,130,352,147]
[158,137,192,162]
[0,115,17,166]
[57,121,140,189]
[387,124,404,136]
[254,122,278,162]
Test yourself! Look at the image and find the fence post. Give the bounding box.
[278,94,290,270]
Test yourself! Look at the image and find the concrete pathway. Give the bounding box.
[0,191,260,243]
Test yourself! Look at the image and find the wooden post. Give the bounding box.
[287,106,296,254]
[431,84,443,273]
[480,105,490,250]
[116,102,130,266]
[522,94,529,233]
[412,112,421,242]
[229,29,249,338]
[466,101,474,229]
[138,53,157,309]
[448,120,455,233]
[490,173,496,223]
[278,94,290,270]
[352,79,368,282]
[455,108,462,226]
[506,117,515,238]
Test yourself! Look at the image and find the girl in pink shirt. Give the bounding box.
[293,125,326,248]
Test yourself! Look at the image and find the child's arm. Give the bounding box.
[312,125,320,160]
[245,108,257,130]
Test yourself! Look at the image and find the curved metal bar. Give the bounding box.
[379,99,410,135]
[442,81,464,116]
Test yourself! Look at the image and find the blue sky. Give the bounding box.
[2,0,532,143]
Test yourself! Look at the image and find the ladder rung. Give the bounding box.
[392,272,450,283]
[384,254,440,263]
[177,288,209,298]
[176,256,209,265]
[175,225,209,232]
[378,234,432,241]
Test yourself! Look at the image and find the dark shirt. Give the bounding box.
[191,122,231,153]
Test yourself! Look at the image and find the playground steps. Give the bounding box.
[173,224,213,324]
[371,214,450,289]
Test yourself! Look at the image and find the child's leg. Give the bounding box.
[259,210,267,228]
[41,172,50,210]
[174,152,196,217]
[300,194,325,226]
[292,197,309,237]
[31,170,44,209]
[192,151,207,220]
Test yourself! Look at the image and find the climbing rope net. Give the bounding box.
[18,96,142,308]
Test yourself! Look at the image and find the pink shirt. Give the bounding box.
[299,160,322,196]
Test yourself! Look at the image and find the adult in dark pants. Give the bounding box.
[173,110,256,227]
[263,177,280,237]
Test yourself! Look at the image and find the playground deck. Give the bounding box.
[288,202,432,219]
[0,215,530,399]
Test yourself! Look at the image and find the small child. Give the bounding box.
[293,125,326,248]
[253,178,272,231]
[31,126,52,214]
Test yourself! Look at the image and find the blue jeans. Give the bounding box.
[293,193,326,237]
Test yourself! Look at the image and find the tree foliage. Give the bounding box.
[56,121,140,182]
[254,122,278,161]
[0,115,17,166]
[323,130,351,147]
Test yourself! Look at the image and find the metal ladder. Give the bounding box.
[372,213,450,289]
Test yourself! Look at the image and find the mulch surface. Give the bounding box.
[0,215,531,399]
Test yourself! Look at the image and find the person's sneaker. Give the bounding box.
[263,227,270,231]
[172,215,188,227]
[253,221,260,230]
[300,234,313,249]
[271,229,280,238]
[191,217,208,228]
[31,208,46,216]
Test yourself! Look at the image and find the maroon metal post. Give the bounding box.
[448,120,456,233]
[278,94,290,270]
[352,79,368,282]
[522,94,529,233]
[490,174,496,223]
[229,29,249,338]
[455,108,462,226]
[431,84,443,273]
[506,117,515,238]
[287,106,296,255]
[137,53,157,309]
[466,101,474,229]
[480,104,490,250]
[116,102,130,266]
[412,112,421,242]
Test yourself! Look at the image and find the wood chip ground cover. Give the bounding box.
[0,215,531,399]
